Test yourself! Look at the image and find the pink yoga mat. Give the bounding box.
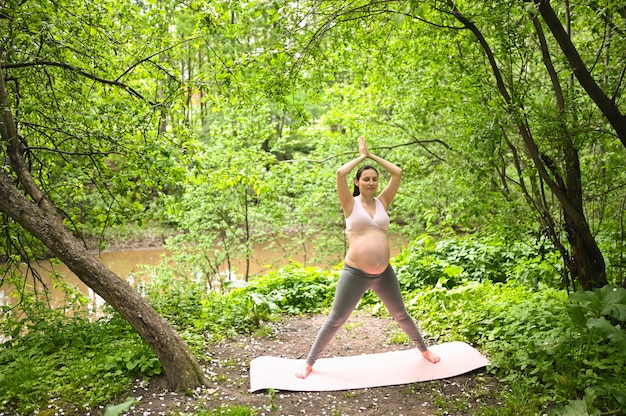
[249,341,490,392]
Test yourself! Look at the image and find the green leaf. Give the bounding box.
[567,286,626,325]
[104,397,139,416]
[586,317,626,356]
[596,286,626,321]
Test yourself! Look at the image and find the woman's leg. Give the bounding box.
[304,265,373,366]
[371,265,428,352]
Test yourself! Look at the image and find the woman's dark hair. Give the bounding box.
[352,165,378,197]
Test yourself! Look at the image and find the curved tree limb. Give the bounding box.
[533,0,626,147]
[277,141,447,163]
[2,60,152,103]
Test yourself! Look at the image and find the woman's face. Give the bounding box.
[356,169,379,195]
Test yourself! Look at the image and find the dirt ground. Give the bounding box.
[106,311,499,416]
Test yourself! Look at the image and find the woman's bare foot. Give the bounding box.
[422,349,441,363]
[295,363,313,379]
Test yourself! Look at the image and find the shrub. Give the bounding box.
[139,263,337,345]
[396,281,626,415]
[244,264,338,315]
[0,311,158,414]
[393,234,562,290]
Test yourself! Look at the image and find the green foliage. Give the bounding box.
[197,405,258,416]
[138,271,250,344]
[244,264,338,315]
[3,0,625,414]
[137,272,208,329]
[104,397,140,416]
[567,284,626,360]
[410,283,626,410]
[2,234,624,415]
[137,262,336,348]
[394,234,562,290]
[393,273,626,414]
[568,285,626,326]
[194,291,275,341]
[0,309,159,414]
[0,274,160,413]
[1,0,195,257]
[164,143,275,282]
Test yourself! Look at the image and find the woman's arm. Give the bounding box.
[336,137,369,216]
[336,155,365,216]
[367,148,402,210]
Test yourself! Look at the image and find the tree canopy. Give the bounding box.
[1,0,625,393]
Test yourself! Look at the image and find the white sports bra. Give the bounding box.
[345,197,390,232]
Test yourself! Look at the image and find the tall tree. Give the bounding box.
[0,0,207,389]
[440,0,622,289]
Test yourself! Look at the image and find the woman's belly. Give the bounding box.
[345,229,390,275]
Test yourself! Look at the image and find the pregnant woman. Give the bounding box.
[296,136,440,379]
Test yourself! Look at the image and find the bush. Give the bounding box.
[393,234,562,289]
[0,311,159,414]
[138,263,337,346]
[3,234,621,415]
[244,264,338,315]
[396,280,626,414]
[389,235,624,414]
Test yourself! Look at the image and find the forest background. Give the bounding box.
[1,0,625,415]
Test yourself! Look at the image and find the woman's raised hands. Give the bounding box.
[358,136,371,159]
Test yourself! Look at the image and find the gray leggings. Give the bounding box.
[305,263,428,365]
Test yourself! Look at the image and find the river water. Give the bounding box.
[0,236,408,316]
[0,248,169,315]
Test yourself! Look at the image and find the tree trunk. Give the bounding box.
[531,11,608,290]
[449,1,608,290]
[0,170,208,390]
[0,72,207,391]
[535,0,626,148]
[564,210,608,289]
